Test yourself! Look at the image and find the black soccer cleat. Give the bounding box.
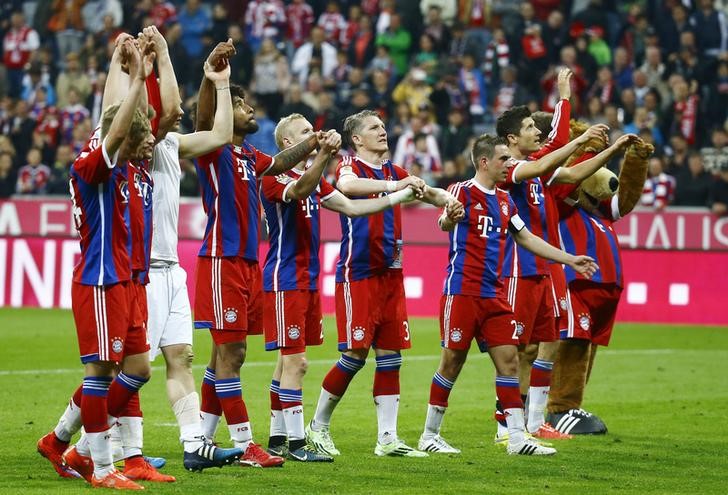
[287,445,334,462]
[545,408,608,435]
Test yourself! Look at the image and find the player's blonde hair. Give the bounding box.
[101,103,152,147]
[274,113,307,150]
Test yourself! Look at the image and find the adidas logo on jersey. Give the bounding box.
[474,203,484,210]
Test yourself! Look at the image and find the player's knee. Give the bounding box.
[167,345,194,372]
[297,356,309,376]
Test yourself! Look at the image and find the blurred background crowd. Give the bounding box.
[0,0,727,214]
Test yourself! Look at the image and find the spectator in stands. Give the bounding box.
[0,151,16,198]
[665,133,690,176]
[375,13,411,78]
[701,128,728,174]
[347,14,375,68]
[587,65,618,106]
[703,60,728,131]
[393,115,441,172]
[16,148,51,195]
[55,52,91,109]
[252,37,291,119]
[402,132,440,184]
[291,26,338,86]
[584,95,605,125]
[178,0,211,62]
[691,0,728,59]
[586,26,611,67]
[285,0,314,54]
[641,46,669,102]
[641,156,676,211]
[710,164,728,216]
[81,0,123,34]
[8,99,35,161]
[435,158,470,190]
[624,107,664,149]
[422,5,450,54]
[439,108,471,161]
[179,158,200,197]
[3,11,40,98]
[674,152,713,207]
[59,88,89,144]
[369,68,393,117]
[227,24,254,88]
[313,91,344,134]
[48,0,86,64]
[413,33,439,84]
[22,63,56,107]
[246,103,277,155]
[658,3,690,56]
[46,143,73,195]
[664,75,700,146]
[278,82,315,123]
[317,1,347,47]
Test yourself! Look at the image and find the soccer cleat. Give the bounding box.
[62,445,94,482]
[266,444,289,458]
[493,431,553,447]
[545,408,608,435]
[37,432,80,479]
[91,470,145,490]
[305,422,341,456]
[143,456,166,469]
[374,438,428,457]
[418,434,461,454]
[123,456,175,482]
[507,438,557,456]
[531,423,573,440]
[239,443,285,468]
[288,445,334,462]
[183,443,243,472]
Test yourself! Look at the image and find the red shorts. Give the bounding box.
[335,270,410,352]
[549,263,571,333]
[564,280,622,346]
[504,275,556,345]
[73,281,150,364]
[440,294,519,352]
[194,257,263,345]
[263,290,323,352]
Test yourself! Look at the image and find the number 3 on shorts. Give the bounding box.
[403,321,410,341]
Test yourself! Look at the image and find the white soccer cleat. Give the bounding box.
[374,438,428,457]
[506,438,557,456]
[418,434,461,454]
[305,422,341,456]
[494,431,553,447]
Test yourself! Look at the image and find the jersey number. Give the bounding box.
[403,321,410,341]
[511,320,519,340]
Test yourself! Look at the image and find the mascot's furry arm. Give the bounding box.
[616,138,654,216]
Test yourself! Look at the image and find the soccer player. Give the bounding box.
[192,41,332,468]
[261,114,417,461]
[419,135,598,455]
[305,110,463,458]
[144,38,245,470]
[493,71,613,440]
[40,39,156,490]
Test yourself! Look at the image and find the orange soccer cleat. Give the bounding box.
[123,456,176,482]
[239,443,285,468]
[91,470,145,490]
[531,423,574,440]
[37,432,79,479]
[62,445,94,482]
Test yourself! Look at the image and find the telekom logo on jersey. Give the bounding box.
[529,183,541,205]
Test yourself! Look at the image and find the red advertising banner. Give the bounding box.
[2,198,728,250]
[2,237,726,326]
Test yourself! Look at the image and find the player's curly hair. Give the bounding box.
[496,105,531,139]
[470,134,507,168]
[343,109,382,150]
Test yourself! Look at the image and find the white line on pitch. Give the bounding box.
[0,349,720,377]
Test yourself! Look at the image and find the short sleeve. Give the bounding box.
[319,177,338,201]
[70,138,117,184]
[506,195,525,231]
[253,146,274,175]
[392,164,410,179]
[335,156,358,181]
[261,174,296,203]
[196,147,225,172]
[502,160,527,187]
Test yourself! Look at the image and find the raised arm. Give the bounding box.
[104,41,155,157]
[513,227,598,277]
[102,33,133,113]
[177,62,232,158]
[511,124,609,183]
[285,131,341,200]
[196,40,236,132]
[144,26,182,140]
[553,134,639,185]
[535,69,573,155]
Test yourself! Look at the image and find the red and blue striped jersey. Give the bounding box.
[260,168,337,291]
[126,162,154,285]
[559,195,623,287]
[443,180,525,298]
[69,139,132,286]
[334,155,408,283]
[195,142,274,260]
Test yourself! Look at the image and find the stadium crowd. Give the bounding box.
[0,0,727,213]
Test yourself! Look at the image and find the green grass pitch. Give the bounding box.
[1,308,726,494]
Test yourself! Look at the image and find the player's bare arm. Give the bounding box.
[286,131,341,200]
[337,172,426,197]
[176,61,233,159]
[512,227,598,277]
[557,67,572,101]
[101,33,133,113]
[195,39,236,132]
[324,184,415,216]
[265,133,321,176]
[104,40,155,157]
[144,25,182,141]
[554,133,639,184]
[512,124,609,183]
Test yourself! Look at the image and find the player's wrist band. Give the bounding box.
[388,189,409,206]
[386,181,398,192]
[216,86,230,91]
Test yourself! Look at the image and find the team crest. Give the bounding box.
[578,313,591,331]
[287,326,301,340]
[224,308,239,323]
[450,328,462,343]
[111,337,124,354]
[515,322,525,336]
[500,202,509,216]
[352,327,366,341]
[559,298,568,311]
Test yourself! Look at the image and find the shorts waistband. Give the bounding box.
[150,260,178,269]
